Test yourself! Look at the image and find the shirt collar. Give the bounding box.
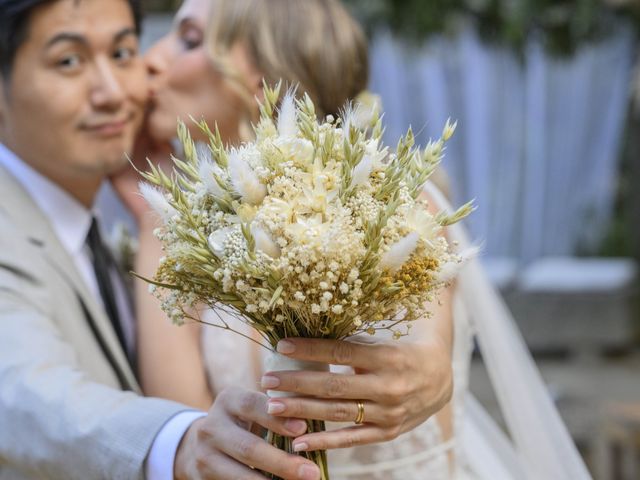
[0,142,94,255]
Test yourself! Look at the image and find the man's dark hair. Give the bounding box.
[0,0,143,80]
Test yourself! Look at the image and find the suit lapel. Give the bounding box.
[0,166,140,393]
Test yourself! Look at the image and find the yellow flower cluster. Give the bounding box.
[139,83,473,348]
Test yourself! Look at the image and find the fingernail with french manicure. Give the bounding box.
[285,419,308,435]
[298,464,320,480]
[267,401,285,414]
[277,339,296,354]
[261,375,280,389]
[293,441,309,452]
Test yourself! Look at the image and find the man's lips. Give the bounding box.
[81,114,134,137]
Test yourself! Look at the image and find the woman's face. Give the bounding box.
[144,0,261,145]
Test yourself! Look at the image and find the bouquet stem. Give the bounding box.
[265,419,329,480]
[263,352,330,479]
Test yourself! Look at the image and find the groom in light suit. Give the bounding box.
[0,1,320,479]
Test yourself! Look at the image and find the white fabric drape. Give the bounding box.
[370,25,635,262]
[425,183,592,480]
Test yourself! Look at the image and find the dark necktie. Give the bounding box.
[86,217,128,357]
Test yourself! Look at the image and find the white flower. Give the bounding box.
[380,232,420,272]
[348,268,359,282]
[341,102,357,135]
[207,227,235,257]
[354,97,381,129]
[278,90,297,137]
[251,224,281,258]
[350,155,373,188]
[139,182,177,223]
[434,246,480,283]
[342,94,381,133]
[228,150,267,205]
[275,137,314,167]
[195,140,212,160]
[406,207,442,246]
[198,159,224,197]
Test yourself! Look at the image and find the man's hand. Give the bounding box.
[174,387,321,480]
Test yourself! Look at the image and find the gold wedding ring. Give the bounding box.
[354,400,365,424]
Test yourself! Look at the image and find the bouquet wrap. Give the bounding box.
[264,353,329,398]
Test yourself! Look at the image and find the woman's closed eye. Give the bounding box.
[179,24,204,51]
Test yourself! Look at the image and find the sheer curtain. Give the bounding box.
[369,24,635,262]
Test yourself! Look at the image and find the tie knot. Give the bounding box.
[86,217,103,252]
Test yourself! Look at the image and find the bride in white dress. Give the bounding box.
[138,0,591,478]
[200,181,591,480]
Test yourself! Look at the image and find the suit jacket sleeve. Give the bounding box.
[0,267,189,479]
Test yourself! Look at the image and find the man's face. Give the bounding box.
[0,0,147,194]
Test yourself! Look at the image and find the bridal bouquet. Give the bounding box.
[139,84,473,479]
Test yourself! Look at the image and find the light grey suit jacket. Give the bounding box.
[0,166,187,479]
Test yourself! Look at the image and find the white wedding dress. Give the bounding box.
[201,183,592,480]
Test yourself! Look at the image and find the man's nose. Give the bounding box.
[90,57,126,109]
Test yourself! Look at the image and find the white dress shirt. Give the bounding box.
[0,143,205,480]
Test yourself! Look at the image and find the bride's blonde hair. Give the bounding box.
[205,0,369,124]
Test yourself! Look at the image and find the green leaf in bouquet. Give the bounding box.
[177,120,200,167]
[269,285,284,309]
[195,119,229,168]
[296,93,319,144]
[241,223,256,259]
[435,200,477,226]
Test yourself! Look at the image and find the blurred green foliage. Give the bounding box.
[596,110,640,260]
[343,0,640,56]
[145,0,181,12]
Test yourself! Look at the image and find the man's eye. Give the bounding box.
[114,47,137,62]
[58,54,82,69]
